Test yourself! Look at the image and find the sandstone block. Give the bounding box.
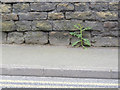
[0,4,11,13]
[48,12,64,19]
[2,13,18,21]
[75,3,89,11]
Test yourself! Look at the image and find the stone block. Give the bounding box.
[0,32,7,44]
[30,3,56,11]
[19,12,47,20]
[84,21,104,31]
[92,36,118,47]
[66,11,95,20]
[75,3,89,11]
[53,20,82,31]
[91,31,102,36]
[104,21,118,29]
[49,31,70,45]
[57,3,74,12]
[96,11,118,21]
[24,31,48,44]
[0,4,11,13]
[89,2,109,11]
[102,30,119,37]
[13,3,30,13]
[2,21,16,31]
[32,21,52,31]
[2,13,18,21]
[109,2,118,11]
[15,21,31,31]
[48,12,64,20]
[7,32,24,44]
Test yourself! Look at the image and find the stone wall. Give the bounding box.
[0,0,119,47]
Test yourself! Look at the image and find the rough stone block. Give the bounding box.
[109,2,118,10]
[48,12,64,19]
[32,21,52,31]
[24,31,48,44]
[2,21,16,31]
[66,11,95,20]
[75,3,89,11]
[103,30,119,37]
[19,12,47,20]
[0,32,7,44]
[84,21,104,31]
[13,3,30,13]
[57,3,74,12]
[89,2,109,11]
[30,3,56,11]
[49,32,70,45]
[104,21,118,29]
[92,36,118,47]
[96,11,118,21]
[53,20,82,31]
[15,21,31,31]
[7,32,24,44]
[2,13,18,21]
[91,31,102,36]
[0,4,11,13]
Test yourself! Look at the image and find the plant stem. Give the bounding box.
[80,30,83,46]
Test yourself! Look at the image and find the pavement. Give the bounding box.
[0,75,119,88]
[0,44,119,79]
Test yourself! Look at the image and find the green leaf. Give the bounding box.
[72,40,81,47]
[76,34,82,38]
[74,25,80,30]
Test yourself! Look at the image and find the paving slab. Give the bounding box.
[0,44,118,79]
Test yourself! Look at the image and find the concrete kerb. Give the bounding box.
[0,65,118,79]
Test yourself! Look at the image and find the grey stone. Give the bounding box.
[57,3,74,11]
[91,31,102,36]
[0,32,7,44]
[84,21,104,31]
[24,31,48,44]
[2,13,18,21]
[49,31,70,45]
[102,30,119,37]
[13,3,30,13]
[104,21,118,29]
[66,11,95,20]
[48,12,64,20]
[75,3,89,11]
[109,2,118,10]
[92,36,118,47]
[96,11,118,21]
[89,2,109,11]
[15,21,31,31]
[53,20,83,31]
[19,12,47,20]
[30,3,56,11]
[2,21,16,31]
[32,21,52,31]
[7,32,24,44]
[0,4,12,13]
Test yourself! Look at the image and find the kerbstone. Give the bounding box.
[2,21,16,31]
[66,11,95,20]
[13,3,30,13]
[32,21,52,31]
[49,32,70,45]
[7,32,24,44]
[96,11,118,21]
[53,20,82,31]
[109,2,118,10]
[19,12,47,20]
[92,36,118,46]
[15,21,31,31]
[75,3,89,11]
[31,3,57,11]
[0,4,11,13]
[24,31,48,44]
[2,13,18,21]
[48,12,64,19]
[57,3,74,11]
[89,2,109,11]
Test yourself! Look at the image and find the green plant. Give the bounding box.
[70,24,91,49]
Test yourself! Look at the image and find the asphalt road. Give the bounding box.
[0,75,119,88]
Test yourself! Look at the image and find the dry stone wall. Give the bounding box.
[0,0,119,47]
